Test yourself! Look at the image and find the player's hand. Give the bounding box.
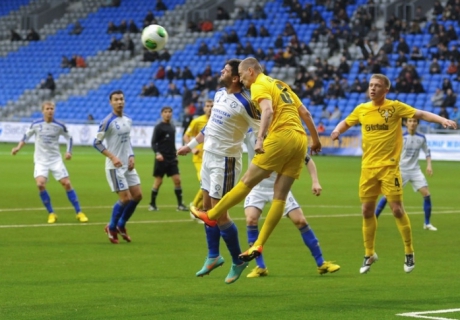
[442,119,457,129]
[177,146,191,156]
[310,140,322,155]
[156,154,164,161]
[64,152,72,160]
[11,147,19,155]
[426,166,433,176]
[192,148,200,155]
[128,156,135,171]
[255,139,265,154]
[111,156,123,168]
[312,182,322,196]
[330,130,340,141]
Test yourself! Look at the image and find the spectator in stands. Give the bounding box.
[366,26,379,43]
[128,19,139,33]
[118,20,127,34]
[182,66,194,79]
[312,9,324,23]
[216,6,230,20]
[123,35,134,56]
[187,21,199,33]
[311,88,325,106]
[211,41,226,55]
[427,33,440,48]
[76,55,86,68]
[429,58,441,74]
[433,0,444,16]
[350,77,365,93]
[244,41,255,55]
[330,106,342,120]
[380,37,394,54]
[198,42,210,56]
[274,34,284,49]
[165,66,175,81]
[144,11,155,25]
[166,83,181,97]
[87,114,95,124]
[449,45,460,61]
[327,33,340,57]
[446,25,458,42]
[317,121,326,134]
[235,6,249,20]
[181,106,194,133]
[246,23,258,37]
[199,19,213,32]
[155,0,167,11]
[235,43,244,55]
[408,21,422,34]
[10,29,22,41]
[70,21,83,35]
[450,107,459,127]
[108,37,123,51]
[442,78,453,93]
[431,88,444,106]
[155,66,166,79]
[395,51,408,67]
[438,107,450,122]
[283,22,297,37]
[107,21,118,34]
[320,106,330,120]
[252,5,267,19]
[159,49,171,61]
[142,48,159,62]
[103,0,120,7]
[441,89,457,108]
[254,48,266,61]
[410,46,424,60]
[26,29,40,41]
[411,79,425,93]
[259,26,270,37]
[396,37,410,54]
[141,83,160,97]
[226,30,239,43]
[447,60,458,75]
[40,73,56,92]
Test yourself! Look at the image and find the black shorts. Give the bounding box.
[153,158,179,178]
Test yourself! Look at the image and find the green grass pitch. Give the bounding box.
[0,143,459,320]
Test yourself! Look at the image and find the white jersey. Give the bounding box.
[244,129,275,188]
[93,113,134,170]
[22,119,72,165]
[400,132,430,172]
[203,88,260,158]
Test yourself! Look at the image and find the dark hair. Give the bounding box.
[109,90,124,100]
[161,106,172,113]
[226,59,242,77]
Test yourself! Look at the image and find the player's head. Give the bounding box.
[219,59,242,89]
[204,99,213,117]
[41,101,55,121]
[161,106,173,123]
[238,57,263,89]
[109,90,125,115]
[405,117,419,131]
[368,74,390,102]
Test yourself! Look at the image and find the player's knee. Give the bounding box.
[36,183,46,191]
[61,180,72,190]
[133,193,143,202]
[390,205,404,218]
[245,214,259,226]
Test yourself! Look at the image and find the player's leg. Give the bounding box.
[375,196,388,218]
[245,198,268,277]
[149,160,163,211]
[418,186,436,230]
[168,158,187,211]
[192,162,203,209]
[34,163,56,223]
[117,171,142,242]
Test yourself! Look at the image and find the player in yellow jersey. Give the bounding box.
[331,74,457,274]
[191,57,321,261]
[183,99,213,215]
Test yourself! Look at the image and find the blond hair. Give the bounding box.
[41,101,55,111]
[370,74,391,89]
[240,57,263,73]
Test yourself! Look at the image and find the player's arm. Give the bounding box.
[93,125,122,168]
[11,126,34,155]
[151,124,164,161]
[256,98,273,154]
[331,120,351,140]
[305,155,322,196]
[298,104,321,154]
[182,121,200,155]
[413,110,457,129]
[422,137,432,176]
[61,126,73,160]
[177,131,205,156]
[128,142,135,171]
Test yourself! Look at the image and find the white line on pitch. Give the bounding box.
[397,308,460,319]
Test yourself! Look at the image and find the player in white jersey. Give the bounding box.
[93,90,142,244]
[243,129,340,277]
[11,101,88,224]
[375,118,436,230]
[177,59,260,284]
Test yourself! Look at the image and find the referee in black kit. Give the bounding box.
[149,106,188,212]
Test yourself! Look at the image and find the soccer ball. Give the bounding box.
[141,24,169,51]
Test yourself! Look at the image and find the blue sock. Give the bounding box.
[219,221,242,265]
[205,225,221,258]
[375,197,388,218]
[247,225,266,268]
[109,201,125,230]
[66,189,81,213]
[300,225,324,267]
[424,195,432,225]
[118,200,139,228]
[40,190,54,213]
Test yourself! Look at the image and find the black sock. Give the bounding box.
[150,189,158,207]
[174,187,183,206]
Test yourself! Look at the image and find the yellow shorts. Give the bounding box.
[252,130,307,179]
[193,161,202,181]
[359,166,403,203]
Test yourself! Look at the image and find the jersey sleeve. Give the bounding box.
[185,119,197,137]
[93,120,108,153]
[22,123,36,142]
[60,124,73,153]
[397,100,417,118]
[345,105,361,127]
[251,82,271,103]
[422,136,431,158]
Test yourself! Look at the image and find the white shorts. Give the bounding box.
[402,169,428,192]
[105,167,141,192]
[244,185,300,216]
[34,160,69,181]
[201,151,242,199]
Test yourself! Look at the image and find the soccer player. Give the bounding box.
[190,57,321,262]
[11,101,88,224]
[243,129,340,277]
[149,106,188,211]
[375,118,437,231]
[94,90,142,244]
[177,59,260,284]
[183,99,213,212]
[330,74,457,274]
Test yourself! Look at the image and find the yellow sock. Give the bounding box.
[363,215,377,257]
[207,181,252,220]
[254,199,285,246]
[192,188,203,209]
[395,213,414,254]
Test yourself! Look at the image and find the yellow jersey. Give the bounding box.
[250,73,305,136]
[345,99,416,168]
[184,114,209,163]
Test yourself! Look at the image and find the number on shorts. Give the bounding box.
[118,179,125,189]
[275,83,293,104]
[394,178,400,187]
